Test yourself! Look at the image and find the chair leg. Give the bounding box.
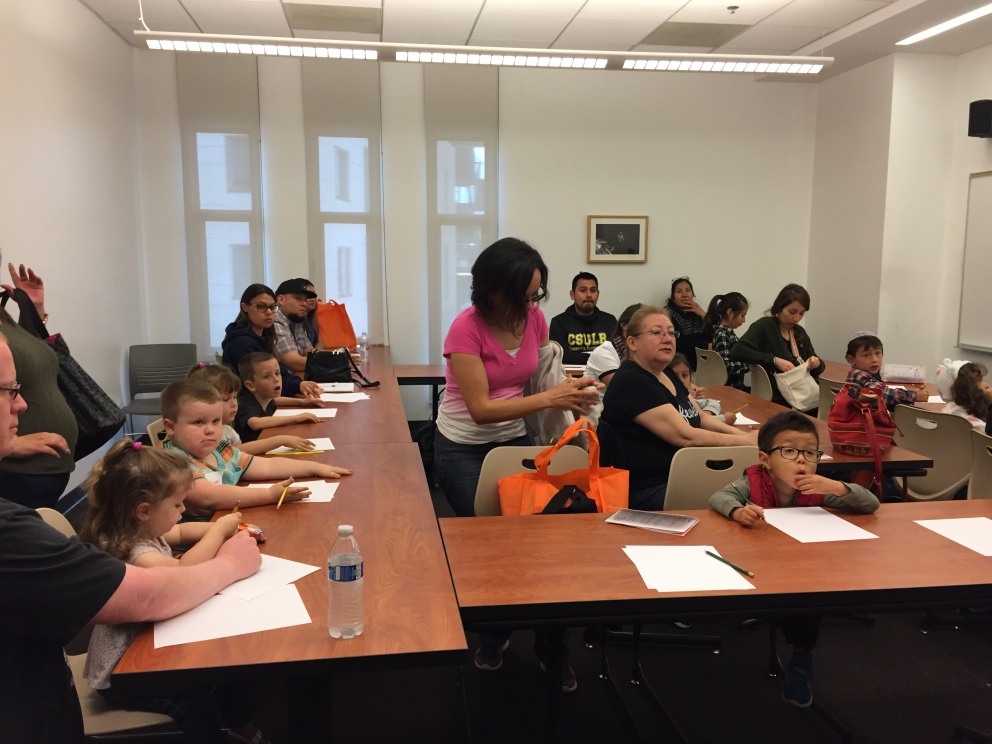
[955,725,992,743]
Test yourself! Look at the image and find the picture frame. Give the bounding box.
[587,215,648,264]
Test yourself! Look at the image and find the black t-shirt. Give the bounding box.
[601,361,701,489]
[234,389,277,443]
[0,499,125,742]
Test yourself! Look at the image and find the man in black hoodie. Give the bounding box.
[549,272,618,365]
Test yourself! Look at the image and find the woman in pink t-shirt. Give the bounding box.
[435,238,600,518]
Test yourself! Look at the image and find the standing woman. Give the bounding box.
[730,283,824,407]
[665,277,708,369]
[601,306,756,510]
[434,238,601,519]
[0,262,76,508]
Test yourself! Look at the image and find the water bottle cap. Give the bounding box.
[337,524,353,536]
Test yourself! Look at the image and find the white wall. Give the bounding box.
[499,69,818,323]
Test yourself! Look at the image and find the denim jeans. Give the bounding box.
[433,430,530,517]
[0,471,71,509]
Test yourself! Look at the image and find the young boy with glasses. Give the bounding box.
[709,411,879,708]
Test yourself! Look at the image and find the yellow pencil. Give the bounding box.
[276,484,290,510]
[725,403,750,416]
[232,501,239,514]
[270,450,326,456]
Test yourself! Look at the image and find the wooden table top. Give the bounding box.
[703,385,932,474]
[394,364,446,384]
[114,443,466,693]
[440,500,992,628]
[271,347,412,445]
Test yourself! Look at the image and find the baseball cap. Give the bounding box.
[275,278,317,299]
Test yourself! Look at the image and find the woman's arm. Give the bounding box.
[634,404,757,448]
[450,352,600,425]
[8,432,70,459]
[2,263,46,318]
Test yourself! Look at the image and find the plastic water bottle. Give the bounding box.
[359,331,369,364]
[327,525,364,638]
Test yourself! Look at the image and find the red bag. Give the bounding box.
[498,419,629,516]
[827,384,899,497]
[315,300,357,351]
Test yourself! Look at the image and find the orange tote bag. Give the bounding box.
[316,300,357,351]
[498,418,628,516]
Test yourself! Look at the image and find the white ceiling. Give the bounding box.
[80,0,992,80]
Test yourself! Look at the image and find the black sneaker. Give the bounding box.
[782,653,813,708]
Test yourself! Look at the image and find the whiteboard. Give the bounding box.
[958,171,992,352]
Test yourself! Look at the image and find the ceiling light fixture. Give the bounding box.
[135,31,831,75]
[896,2,992,45]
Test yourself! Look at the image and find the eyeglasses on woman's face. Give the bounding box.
[248,302,277,314]
[631,328,680,340]
[525,289,547,305]
[768,446,823,463]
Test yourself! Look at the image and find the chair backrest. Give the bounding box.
[147,418,167,448]
[474,444,589,517]
[816,377,846,421]
[892,405,973,500]
[36,507,76,537]
[968,428,992,500]
[664,446,760,511]
[748,364,774,402]
[127,344,198,398]
[694,348,728,387]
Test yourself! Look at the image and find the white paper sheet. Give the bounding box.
[267,437,335,453]
[764,506,878,543]
[154,584,311,648]
[320,393,371,403]
[622,545,755,593]
[318,382,354,393]
[733,414,760,426]
[220,554,320,601]
[272,408,337,418]
[928,395,944,404]
[244,480,339,503]
[915,517,992,556]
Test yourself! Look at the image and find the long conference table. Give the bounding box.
[112,348,467,739]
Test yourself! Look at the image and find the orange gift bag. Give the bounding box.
[316,300,357,350]
[498,418,628,516]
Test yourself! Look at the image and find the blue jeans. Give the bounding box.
[0,471,71,509]
[434,430,530,517]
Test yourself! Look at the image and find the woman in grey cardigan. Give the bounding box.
[730,284,824,408]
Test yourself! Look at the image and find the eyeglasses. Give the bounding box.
[525,290,548,304]
[0,382,21,401]
[249,303,277,313]
[631,328,680,340]
[768,446,823,463]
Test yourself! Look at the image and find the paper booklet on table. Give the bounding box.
[606,508,699,535]
[882,363,926,383]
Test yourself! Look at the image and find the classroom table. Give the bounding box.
[394,363,445,420]
[703,385,933,476]
[113,350,467,740]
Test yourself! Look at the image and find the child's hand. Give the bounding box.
[299,381,323,399]
[295,412,320,424]
[723,412,738,426]
[269,479,312,503]
[732,503,764,528]
[214,512,243,538]
[316,464,352,479]
[795,473,847,497]
[275,435,315,451]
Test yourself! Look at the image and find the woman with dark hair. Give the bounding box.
[665,277,708,369]
[435,238,600,518]
[0,261,77,508]
[583,302,643,385]
[434,237,600,686]
[730,283,824,407]
[220,284,318,398]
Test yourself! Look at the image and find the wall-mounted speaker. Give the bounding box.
[969,100,992,138]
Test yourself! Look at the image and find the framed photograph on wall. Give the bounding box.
[587,215,648,264]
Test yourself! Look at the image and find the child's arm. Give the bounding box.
[275,396,330,409]
[246,411,320,431]
[185,478,311,513]
[243,455,352,482]
[710,477,764,527]
[796,474,880,513]
[137,515,244,568]
[237,435,316,455]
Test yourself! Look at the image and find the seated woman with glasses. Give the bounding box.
[710,411,878,709]
[221,284,319,398]
[601,305,756,510]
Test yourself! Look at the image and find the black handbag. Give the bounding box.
[304,348,381,388]
[2,289,125,460]
[540,484,598,514]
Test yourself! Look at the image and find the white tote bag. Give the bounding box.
[774,364,819,412]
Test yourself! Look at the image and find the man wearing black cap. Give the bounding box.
[274,278,318,375]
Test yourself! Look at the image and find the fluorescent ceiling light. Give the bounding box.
[137,31,830,75]
[896,2,992,45]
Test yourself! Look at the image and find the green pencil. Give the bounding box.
[705,550,754,577]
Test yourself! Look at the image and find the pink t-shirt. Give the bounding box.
[437,304,548,444]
